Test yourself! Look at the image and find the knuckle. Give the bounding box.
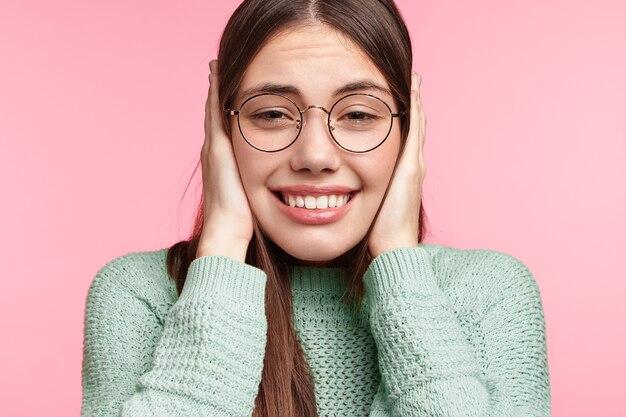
[402,163,420,179]
[206,146,220,167]
[200,145,210,163]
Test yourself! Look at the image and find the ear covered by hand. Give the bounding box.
[368,72,426,258]
[196,60,254,262]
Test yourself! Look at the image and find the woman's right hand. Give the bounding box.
[195,60,254,262]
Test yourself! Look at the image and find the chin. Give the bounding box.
[277,238,349,262]
[261,226,363,265]
[253,199,372,264]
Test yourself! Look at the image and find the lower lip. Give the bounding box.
[271,191,357,225]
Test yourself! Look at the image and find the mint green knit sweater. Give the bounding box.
[81,244,551,416]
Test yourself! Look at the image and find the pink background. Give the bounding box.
[1,0,624,415]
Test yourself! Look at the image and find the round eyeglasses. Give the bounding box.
[225,93,405,153]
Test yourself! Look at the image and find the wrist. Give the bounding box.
[369,239,419,259]
[196,237,249,263]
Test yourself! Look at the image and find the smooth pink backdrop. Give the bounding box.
[1,0,624,416]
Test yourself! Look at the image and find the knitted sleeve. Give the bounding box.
[364,246,551,417]
[81,255,267,417]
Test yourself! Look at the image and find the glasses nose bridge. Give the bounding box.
[299,104,331,124]
[297,104,332,131]
[300,104,330,115]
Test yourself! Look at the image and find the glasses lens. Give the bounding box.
[238,94,300,151]
[330,94,393,152]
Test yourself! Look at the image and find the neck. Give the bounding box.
[291,257,339,268]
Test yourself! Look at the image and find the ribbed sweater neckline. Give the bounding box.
[289,266,348,293]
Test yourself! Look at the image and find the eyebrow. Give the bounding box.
[238,80,393,102]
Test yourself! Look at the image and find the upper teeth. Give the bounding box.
[281,193,351,209]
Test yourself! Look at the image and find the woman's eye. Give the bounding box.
[341,111,380,121]
[347,111,369,120]
[256,110,288,119]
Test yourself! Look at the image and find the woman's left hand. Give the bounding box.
[368,72,426,258]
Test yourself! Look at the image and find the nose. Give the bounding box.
[289,107,342,174]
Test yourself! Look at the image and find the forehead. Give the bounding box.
[237,23,392,105]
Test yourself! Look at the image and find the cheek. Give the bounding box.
[231,132,260,191]
[349,158,397,228]
[354,136,400,221]
[231,131,281,198]
[362,133,401,189]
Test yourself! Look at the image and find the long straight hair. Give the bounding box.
[166,1,429,416]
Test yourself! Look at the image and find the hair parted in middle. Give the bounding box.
[166,1,429,416]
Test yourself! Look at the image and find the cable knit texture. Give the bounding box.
[81,243,551,416]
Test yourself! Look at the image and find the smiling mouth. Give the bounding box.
[271,191,357,209]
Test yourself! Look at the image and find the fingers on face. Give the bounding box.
[409,72,426,177]
[417,77,425,145]
[407,72,423,151]
[206,60,223,139]
[206,60,217,110]
[414,72,425,139]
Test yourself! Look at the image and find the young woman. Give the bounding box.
[81,1,552,416]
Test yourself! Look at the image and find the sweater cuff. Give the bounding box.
[363,246,438,300]
[179,256,267,310]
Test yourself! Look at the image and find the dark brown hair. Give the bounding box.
[166,1,429,416]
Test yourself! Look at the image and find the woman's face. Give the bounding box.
[230,23,402,266]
